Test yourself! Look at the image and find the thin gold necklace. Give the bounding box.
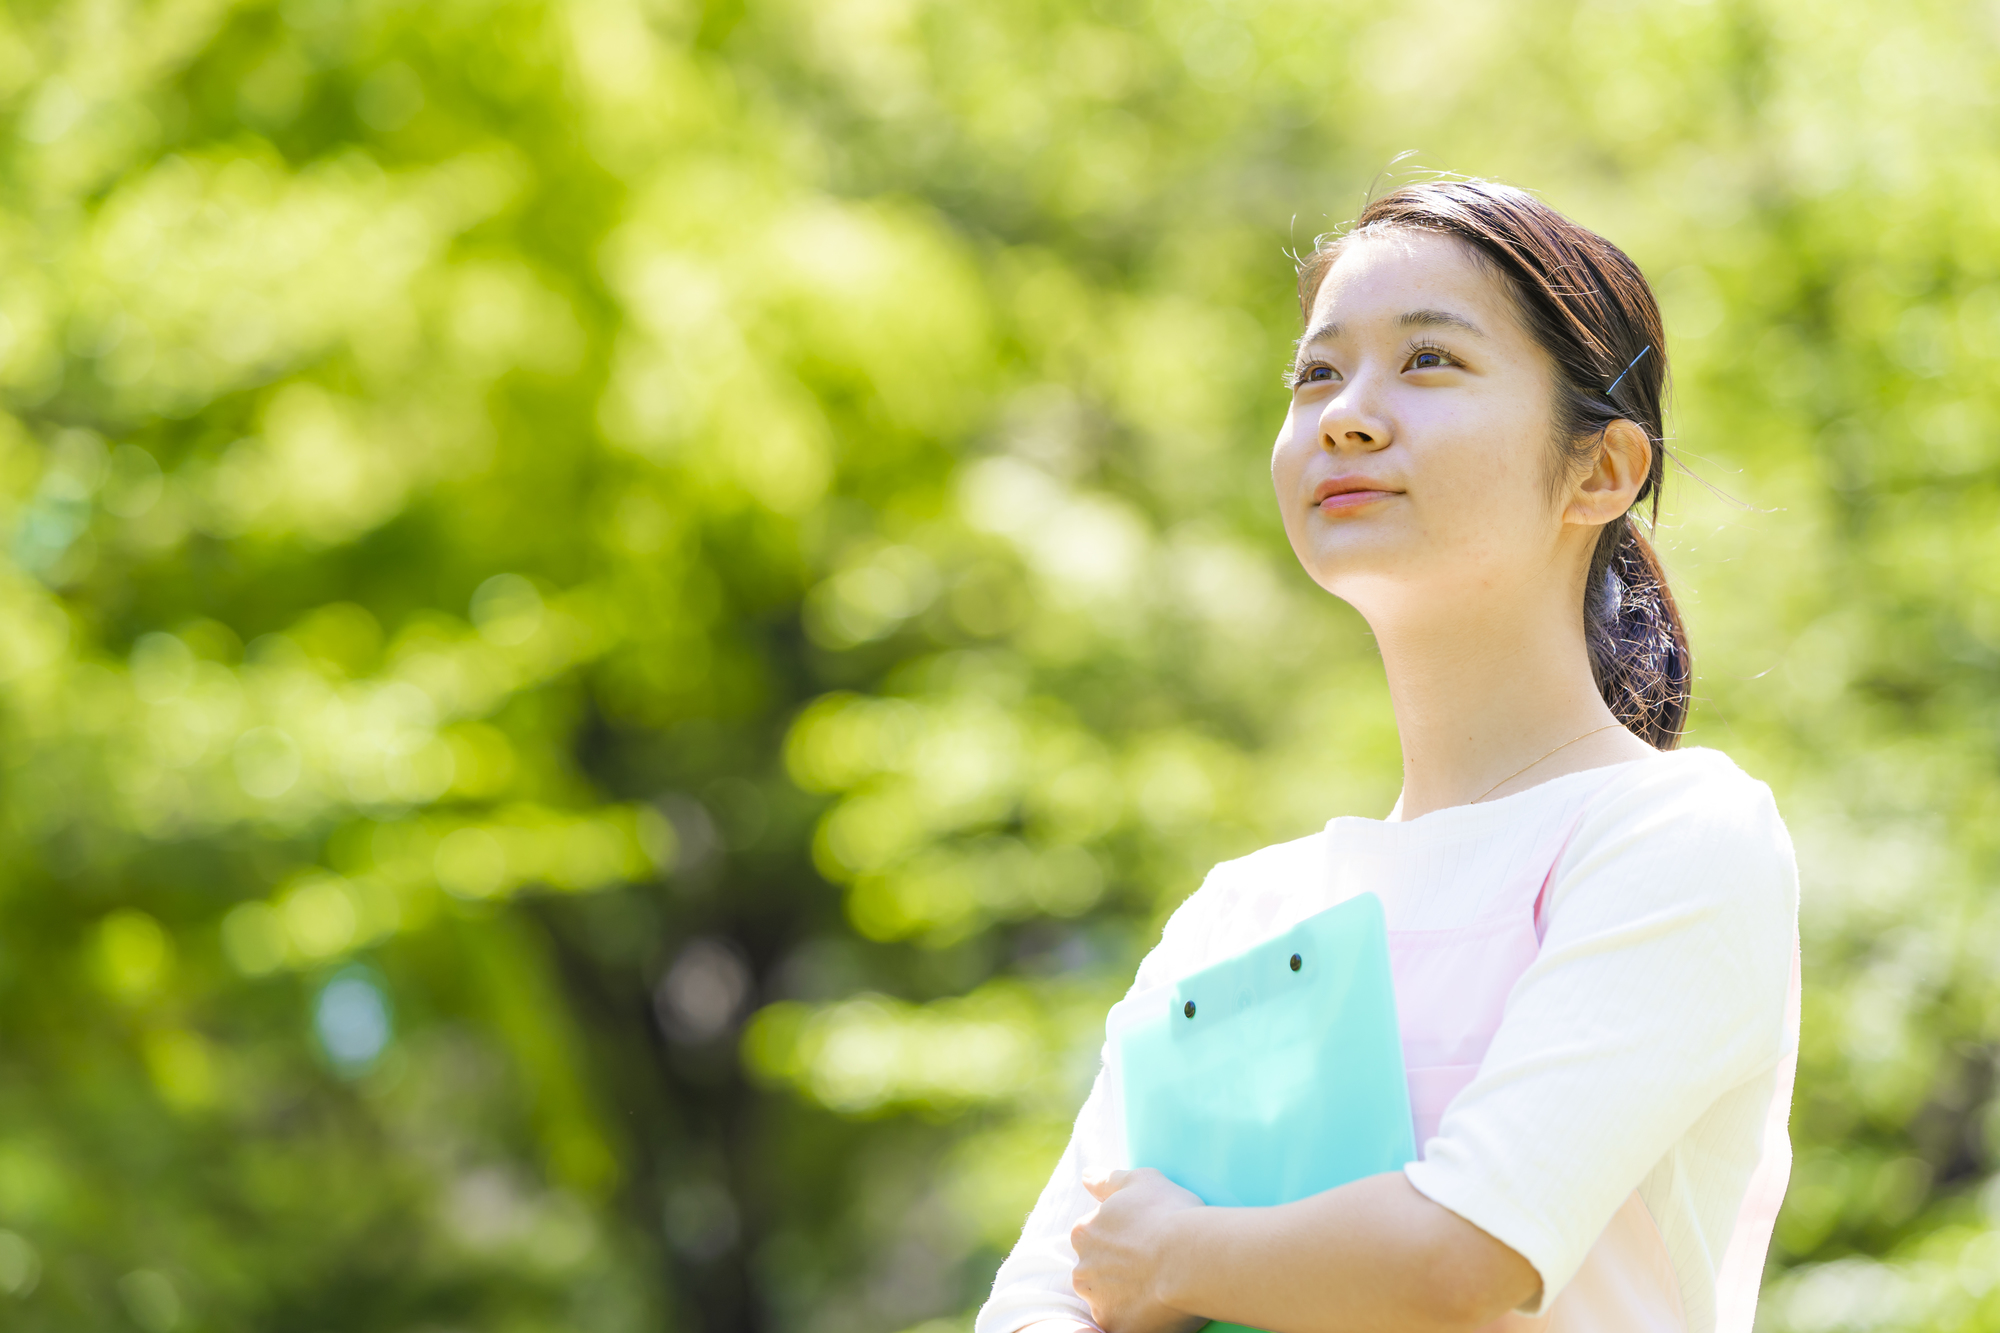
[1470,723,1625,805]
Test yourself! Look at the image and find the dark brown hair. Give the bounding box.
[1296,178,1690,749]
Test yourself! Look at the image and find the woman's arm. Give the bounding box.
[982,884,1227,1333]
[1071,1168,1539,1333]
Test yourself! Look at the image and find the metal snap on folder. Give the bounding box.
[1108,892,1416,1333]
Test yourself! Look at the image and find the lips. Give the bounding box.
[1311,476,1401,512]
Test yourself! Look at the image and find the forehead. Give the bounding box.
[1307,229,1519,333]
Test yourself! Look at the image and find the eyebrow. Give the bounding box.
[1398,308,1485,335]
[1297,308,1487,349]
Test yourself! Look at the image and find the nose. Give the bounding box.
[1317,378,1392,454]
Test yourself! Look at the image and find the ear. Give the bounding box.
[1564,419,1651,527]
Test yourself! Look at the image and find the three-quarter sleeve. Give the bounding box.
[1402,756,1799,1314]
[975,879,1225,1333]
[971,1073,1108,1333]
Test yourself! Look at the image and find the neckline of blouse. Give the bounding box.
[1328,746,1708,838]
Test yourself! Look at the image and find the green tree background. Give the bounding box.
[0,0,1993,1328]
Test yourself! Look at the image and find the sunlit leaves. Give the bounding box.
[743,984,1051,1115]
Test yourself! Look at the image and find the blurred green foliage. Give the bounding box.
[1,0,1999,1329]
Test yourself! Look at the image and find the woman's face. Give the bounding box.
[1271,229,1583,618]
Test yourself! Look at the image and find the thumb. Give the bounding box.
[1082,1170,1131,1201]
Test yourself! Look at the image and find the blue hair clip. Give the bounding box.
[1605,344,1652,400]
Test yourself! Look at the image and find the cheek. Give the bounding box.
[1269,417,1322,555]
[1410,405,1557,545]
[1270,412,1307,489]
[1417,386,1543,484]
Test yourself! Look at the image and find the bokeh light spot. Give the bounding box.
[233,726,302,799]
[663,1180,739,1262]
[117,1269,180,1332]
[0,1230,40,1296]
[470,573,542,646]
[130,631,194,702]
[282,876,358,959]
[142,1029,218,1111]
[314,967,392,1075]
[93,910,171,1001]
[655,939,752,1044]
[220,902,285,975]
[435,826,508,898]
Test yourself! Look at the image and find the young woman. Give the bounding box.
[976,180,1799,1333]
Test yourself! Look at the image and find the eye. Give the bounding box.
[1291,363,1337,388]
[1404,341,1460,372]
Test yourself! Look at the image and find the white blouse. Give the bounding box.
[976,746,1800,1333]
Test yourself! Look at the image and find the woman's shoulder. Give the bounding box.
[1204,827,1330,894]
[1136,829,1328,985]
[1593,745,1790,838]
[1165,828,1327,932]
[1564,745,1798,912]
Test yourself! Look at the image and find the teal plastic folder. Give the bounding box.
[1113,893,1416,1333]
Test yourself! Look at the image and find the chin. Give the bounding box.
[1299,532,1411,587]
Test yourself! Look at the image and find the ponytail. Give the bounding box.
[1585,518,1689,749]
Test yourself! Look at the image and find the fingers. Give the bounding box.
[1081,1169,1131,1201]
[1070,1196,1106,1253]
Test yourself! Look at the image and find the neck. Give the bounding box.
[1368,585,1654,820]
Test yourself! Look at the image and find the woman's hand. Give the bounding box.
[1070,1169,1210,1333]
